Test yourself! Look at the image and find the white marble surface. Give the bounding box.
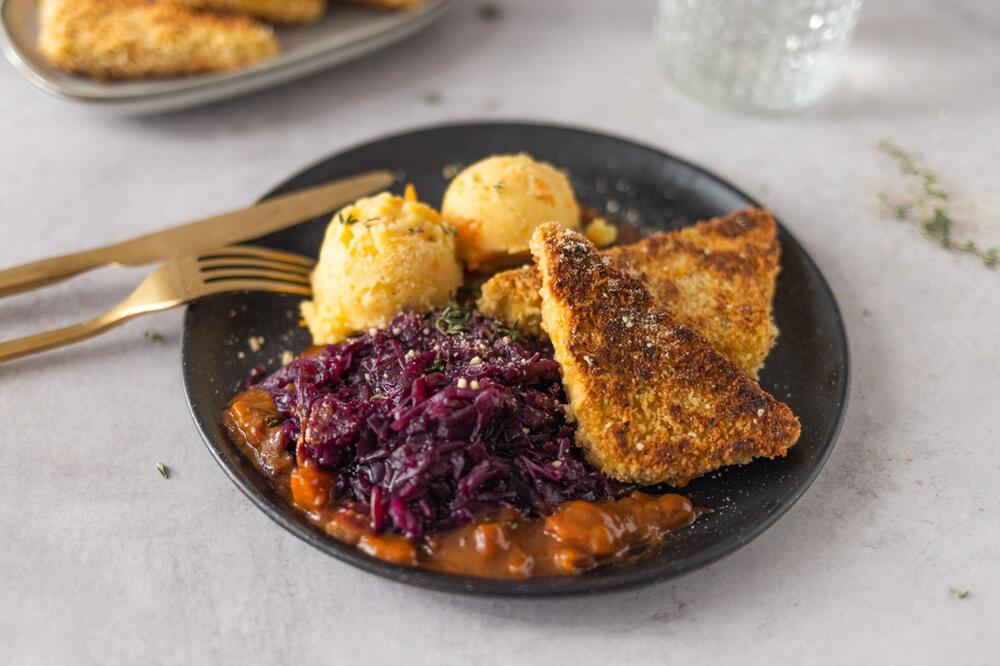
[1,0,998,663]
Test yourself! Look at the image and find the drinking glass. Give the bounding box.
[655,0,864,114]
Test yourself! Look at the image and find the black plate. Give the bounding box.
[182,122,849,596]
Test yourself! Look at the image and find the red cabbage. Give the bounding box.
[255,308,615,539]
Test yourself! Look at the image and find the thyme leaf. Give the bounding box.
[922,208,953,247]
[985,247,999,268]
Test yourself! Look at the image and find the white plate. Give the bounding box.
[0,0,450,114]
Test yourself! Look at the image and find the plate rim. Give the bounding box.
[182,120,851,597]
[0,0,451,111]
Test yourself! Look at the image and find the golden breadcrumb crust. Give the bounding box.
[39,0,278,79]
[175,0,326,23]
[530,223,800,487]
[479,208,781,379]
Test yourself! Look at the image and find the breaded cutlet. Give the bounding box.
[479,208,781,379]
[38,0,278,80]
[175,0,327,23]
[530,223,800,487]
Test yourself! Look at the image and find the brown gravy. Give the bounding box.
[226,388,697,578]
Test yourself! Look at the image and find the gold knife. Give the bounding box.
[0,170,393,299]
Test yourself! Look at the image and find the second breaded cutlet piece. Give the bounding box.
[175,0,327,23]
[530,223,800,487]
[38,0,278,80]
[479,208,780,379]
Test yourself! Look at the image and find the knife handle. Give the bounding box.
[0,247,115,299]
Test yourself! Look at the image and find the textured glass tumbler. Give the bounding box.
[655,0,864,113]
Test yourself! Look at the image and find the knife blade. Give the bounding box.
[0,170,393,299]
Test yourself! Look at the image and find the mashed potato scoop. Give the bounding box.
[442,154,580,270]
[301,187,463,345]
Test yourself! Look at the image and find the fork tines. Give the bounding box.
[197,246,314,286]
[198,245,315,267]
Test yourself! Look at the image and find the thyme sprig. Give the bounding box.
[335,211,359,226]
[435,305,469,335]
[476,3,501,22]
[949,587,970,600]
[426,351,446,373]
[877,140,997,270]
[496,323,523,343]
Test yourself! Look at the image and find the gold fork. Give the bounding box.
[0,246,314,363]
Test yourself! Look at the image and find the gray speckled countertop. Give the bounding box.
[1,0,998,663]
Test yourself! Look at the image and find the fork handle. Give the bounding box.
[0,313,129,363]
[0,249,114,299]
